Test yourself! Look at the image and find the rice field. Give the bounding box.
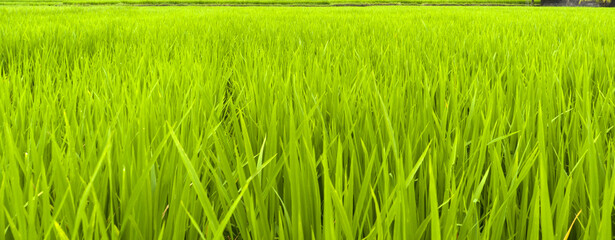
[1,5,615,240]
[0,0,536,6]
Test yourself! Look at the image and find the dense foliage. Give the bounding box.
[1,6,615,240]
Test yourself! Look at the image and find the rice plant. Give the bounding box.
[0,6,614,240]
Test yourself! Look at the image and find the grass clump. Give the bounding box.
[0,6,615,240]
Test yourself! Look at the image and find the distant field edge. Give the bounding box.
[0,0,540,6]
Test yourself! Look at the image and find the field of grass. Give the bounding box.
[1,5,615,240]
[0,0,537,6]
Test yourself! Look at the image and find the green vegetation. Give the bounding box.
[0,0,536,6]
[1,5,615,240]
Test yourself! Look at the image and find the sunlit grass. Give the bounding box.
[0,6,614,240]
